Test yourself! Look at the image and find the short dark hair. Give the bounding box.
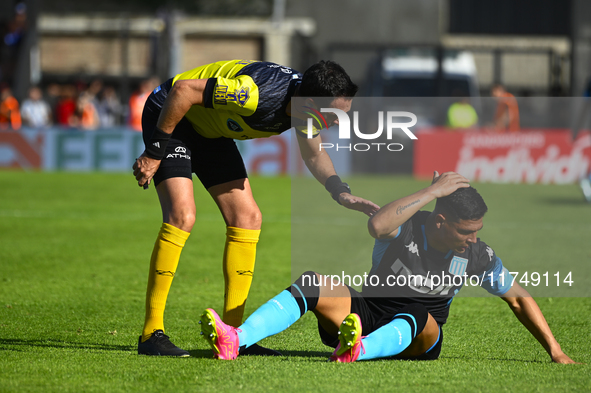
[299,60,358,99]
[435,186,488,221]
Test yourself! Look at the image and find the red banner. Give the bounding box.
[0,130,44,169]
[414,128,591,184]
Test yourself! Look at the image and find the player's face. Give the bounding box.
[303,97,352,128]
[290,97,352,128]
[443,218,483,253]
[325,97,352,126]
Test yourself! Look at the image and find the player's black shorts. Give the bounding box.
[141,79,248,189]
[318,286,443,360]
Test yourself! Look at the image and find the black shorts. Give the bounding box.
[318,286,443,360]
[141,81,247,189]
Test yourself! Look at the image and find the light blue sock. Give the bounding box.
[357,317,413,360]
[237,290,302,348]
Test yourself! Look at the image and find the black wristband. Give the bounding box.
[324,175,351,205]
[145,127,172,160]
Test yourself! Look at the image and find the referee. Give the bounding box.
[132,60,379,356]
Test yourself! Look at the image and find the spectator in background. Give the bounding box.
[87,79,103,102]
[0,84,21,130]
[447,94,478,130]
[128,77,159,131]
[20,86,52,128]
[572,77,591,140]
[491,83,520,132]
[55,84,78,127]
[97,86,122,127]
[77,90,100,130]
[45,83,61,120]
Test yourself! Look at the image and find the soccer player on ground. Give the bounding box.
[200,171,577,363]
[132,60,379,357]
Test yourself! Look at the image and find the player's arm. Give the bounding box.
[368,171,470,239]
[133,79,208,187]
[500,283,578,364]
[296,133,379,217]
[157,79,208,132]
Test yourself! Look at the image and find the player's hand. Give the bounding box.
[428,171,470,198]
[551,352,582,364]
[132,153,161,188]
[338,193,380,217]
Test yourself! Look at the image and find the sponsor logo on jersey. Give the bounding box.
[405,241,419,256]
[267,64,293,74]
[214,85,229,105]
[449,256,468,276]
[215,85,250,107]
[227,119,243,132]
[390,258,455,296]
[175,146,186,153]
[486,246,494,261]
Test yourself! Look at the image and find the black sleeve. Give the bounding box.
[203,78,218,109]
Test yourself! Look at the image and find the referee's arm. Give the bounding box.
[133,79,207,188]
[157,79,208,133]
[296,133,379,217]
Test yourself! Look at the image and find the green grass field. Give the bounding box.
[1,171,590,392]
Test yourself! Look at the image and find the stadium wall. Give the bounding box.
[0,128,302,176]
[1,128,590,184]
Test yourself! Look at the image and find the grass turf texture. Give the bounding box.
[0,171,589,392]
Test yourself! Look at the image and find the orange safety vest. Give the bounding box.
[0,96,22,130]
[128,92,150,131]
[80,101,99,129]
[494,92,520,132]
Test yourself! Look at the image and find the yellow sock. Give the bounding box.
[141,223,190,342]
[222,226,260,327]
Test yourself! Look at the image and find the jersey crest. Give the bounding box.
[449,256,468,276]
[214,85,250,107]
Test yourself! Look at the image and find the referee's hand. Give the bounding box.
[339,193,380,217]
[133,153,161,188]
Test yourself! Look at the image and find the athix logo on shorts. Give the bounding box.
[166,146,190,160]
[305,107,418,152]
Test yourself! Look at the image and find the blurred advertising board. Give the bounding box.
[0,128,294,175]
[414,129,591,184]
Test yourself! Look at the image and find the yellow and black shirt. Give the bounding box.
[153,60,311,140]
